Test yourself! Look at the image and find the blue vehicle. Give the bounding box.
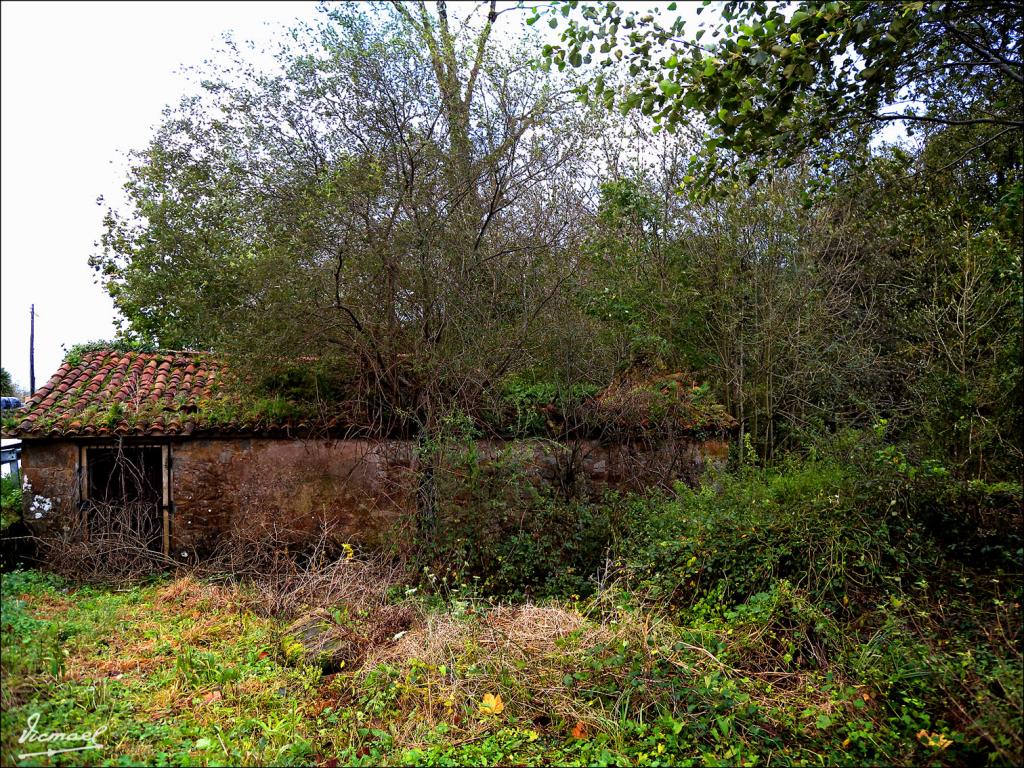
[0,397,22,412]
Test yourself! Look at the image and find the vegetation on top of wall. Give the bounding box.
[494,375,602,437]
[18,343,739,439]
[588,368,736,439]
[487,369,735,441]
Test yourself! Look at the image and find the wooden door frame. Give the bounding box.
[77,441,173,557]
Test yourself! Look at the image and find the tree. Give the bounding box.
[92,3,613,532]
[534,0,1022,191]
[0,368,13,397]
[93,3,595,431]
[832,127,1023,476]
[530,0,1022,474]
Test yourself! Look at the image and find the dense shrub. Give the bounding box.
[425,489,614,600]
[618,429,1022,613]
[617,458,911,611]
[408,427,617,599]
[0,474,21,532]
[412,425,1021,608]
[841,588,1023,764]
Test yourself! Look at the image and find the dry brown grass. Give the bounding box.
[19,590,75,619]
[340,597,655,749]
[371,604,604,668]
[66,654,168,682]
[154,575,241,613]
[240,552,405,619]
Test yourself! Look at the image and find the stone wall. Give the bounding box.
[170,438,417,558]
[21,435,729,558]
[18,440,80,540]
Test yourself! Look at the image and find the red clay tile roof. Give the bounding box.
[3,350,241,438]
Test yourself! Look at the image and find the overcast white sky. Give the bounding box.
[1,1,320,394]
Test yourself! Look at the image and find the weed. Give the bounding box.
[1,473,22,531]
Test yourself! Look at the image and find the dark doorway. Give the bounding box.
[86,446,164,553]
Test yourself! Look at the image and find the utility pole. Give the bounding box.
[29,304,35,394]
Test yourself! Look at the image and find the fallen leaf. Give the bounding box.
[479,692,505,716]
[202,690,223,703]
[917,730,953,750]
[572,721,588,740]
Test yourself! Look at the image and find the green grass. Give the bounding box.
[2,565,1019,766]
[1,571,319,766]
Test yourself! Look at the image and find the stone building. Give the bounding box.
[2,349,733,559]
